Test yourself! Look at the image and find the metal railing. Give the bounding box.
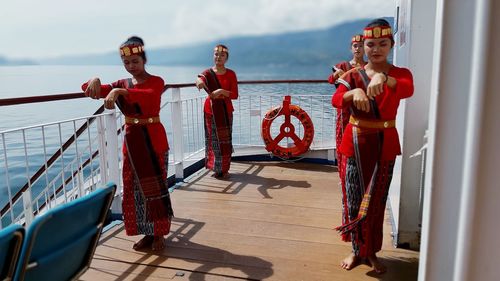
[0,80,335,228]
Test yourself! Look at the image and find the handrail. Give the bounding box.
[0,106,105,217]
[0,80,329,106]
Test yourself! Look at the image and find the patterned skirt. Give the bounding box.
[204,112,233,174]
[122,151,173,236]
[343,157,395,257]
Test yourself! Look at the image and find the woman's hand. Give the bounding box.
[210,89,230,99]
[195,77,207,91]
[85,78,102,99]
[333,69,345,80]
[103,88,122,109]
[366,72,386,99]
[352,88,371,112]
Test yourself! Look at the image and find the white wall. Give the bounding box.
[390,0,436,249]
[419,0,500,280]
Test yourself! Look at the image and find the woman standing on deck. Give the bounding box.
[329,34,366,243]
[195,44,239,179]
[332,19,414,274]
[82,36,173,251]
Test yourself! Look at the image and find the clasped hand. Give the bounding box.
[366,72,386,99]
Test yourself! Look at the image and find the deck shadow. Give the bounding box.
[165,217,274,280]
[178,163,311,198]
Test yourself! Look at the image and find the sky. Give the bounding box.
[0,0,394,60]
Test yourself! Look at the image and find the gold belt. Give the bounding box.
[349,116,395,129]
[125,116,160,125]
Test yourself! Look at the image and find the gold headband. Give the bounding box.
[120,45,145,57]
[214,46,228,53]
[363,26,393,39]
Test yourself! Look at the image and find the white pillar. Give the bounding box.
[104,109,121,214]
[391,0,437,249]
[171,88,185,180]
[418,0,500,280]
[22,190,33,226]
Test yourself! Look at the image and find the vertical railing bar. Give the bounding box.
[72,120,83,198]
[41,126,52,203]
[58,123,68,202]
[2,133,15,224]
[86,119,95,190]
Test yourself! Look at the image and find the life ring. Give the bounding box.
[261,96,314,158]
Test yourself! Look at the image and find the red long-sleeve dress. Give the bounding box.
[199,68,239,175]
[82,75,173,237]
[331,66,414,256]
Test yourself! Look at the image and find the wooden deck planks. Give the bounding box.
[80,161,419,281]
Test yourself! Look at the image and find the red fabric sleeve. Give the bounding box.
[228,70,238,100]
[327,74,336,84]
[332,83,351,109]
[393,68,414,99]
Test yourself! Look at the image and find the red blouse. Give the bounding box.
[81,75,169,153]
[200,69,239,114]
[331,66,414,160]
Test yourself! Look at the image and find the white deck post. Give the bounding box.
[97,116,108,185]
[171,88,184,180]
[104,109,122,214]
[22,190,34,226]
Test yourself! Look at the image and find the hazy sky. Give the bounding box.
[0,0,394,60]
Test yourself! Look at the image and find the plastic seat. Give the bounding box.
[14,182,116,281]
[0,224,24,281]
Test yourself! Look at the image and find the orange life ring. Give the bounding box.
[261,96,314,158]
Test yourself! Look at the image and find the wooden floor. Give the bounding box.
[80,161,419,281]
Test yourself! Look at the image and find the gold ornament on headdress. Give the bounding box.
[351,35,363,43]
[363,26,393,39]
[120,45,144,57]
[214,46,228,53]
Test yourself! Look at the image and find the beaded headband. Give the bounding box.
[119,44,145,57]
[351,34,363,43]
[363,26,393,39]
[214,46,228,53]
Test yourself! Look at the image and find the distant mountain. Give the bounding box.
[0,55,37,66]
[35,17,392,67]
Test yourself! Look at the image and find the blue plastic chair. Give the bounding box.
[14,182,116,281]
[0,224,24,280]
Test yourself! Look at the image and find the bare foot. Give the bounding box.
[367,254,386,274]
[133,235,154,251]
[340,253,360,270]
[151,236,166,251]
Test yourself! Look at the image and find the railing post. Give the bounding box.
[97,117,108,185]
[171,88,184,180]
[22,190,34,226]
[104,109,122,214]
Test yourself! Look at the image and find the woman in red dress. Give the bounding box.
[332,19,414,273]
[195,44,239,179]
[82,36,173,251]
[329,34,367,243]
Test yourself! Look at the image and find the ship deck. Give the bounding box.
[79,161,419,281]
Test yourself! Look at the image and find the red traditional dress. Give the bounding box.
[82,75,173,237]
[332,66,414,256]
[198,68,238,175]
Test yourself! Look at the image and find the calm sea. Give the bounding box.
[0,64,334,213]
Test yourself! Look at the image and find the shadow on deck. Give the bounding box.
[80,161,419,281]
